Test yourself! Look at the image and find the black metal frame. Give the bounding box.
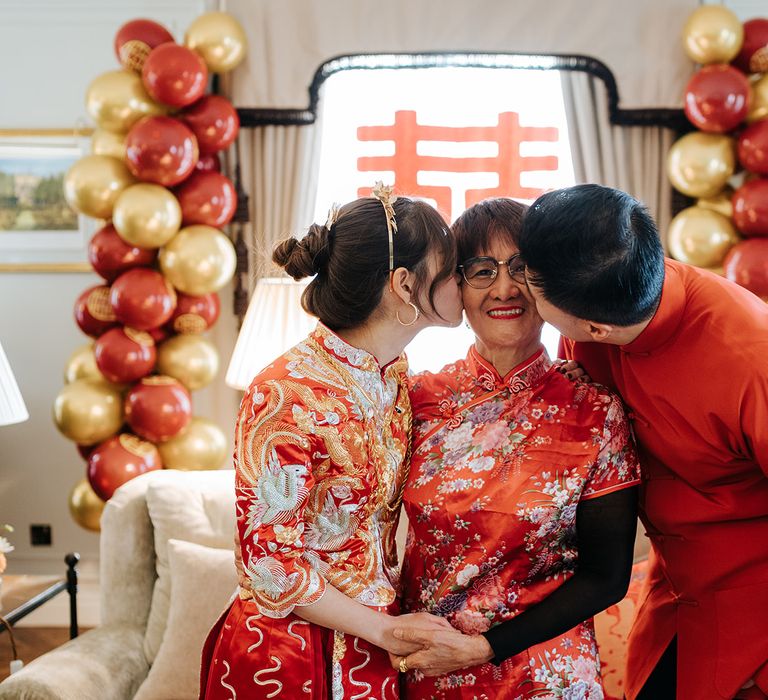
[0,553,80,640]
[235,52,689,131]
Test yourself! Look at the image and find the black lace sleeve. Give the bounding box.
[482,486,639,664]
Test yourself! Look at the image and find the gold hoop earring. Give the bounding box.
[396,302,420,327]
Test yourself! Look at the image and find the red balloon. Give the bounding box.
[733,179,768,236]
[114,19,174,73]
[738,119,768,175]
[181,95,239,154]
[88,223,157,282]
[87,433,162,500]
[142,43,208,108]
[684,65,751,133]
[173,171,236,227]
[723,238,768,300]
[195,152,221,173]
[124,376,192,442]
[733,18,768,74]
[167,291,220,334]
[125,116,199,186]
[110,268,177,330]
[74,285,118,338]
[94,327,156,384]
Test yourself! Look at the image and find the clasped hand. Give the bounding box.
[387,621,495,677]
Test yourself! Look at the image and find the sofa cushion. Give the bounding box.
[135,539,237,700]
[143,469,236,663]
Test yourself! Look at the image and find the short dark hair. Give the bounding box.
[273,196,456,330]
[519,184,664,326]
[451,198,528,263]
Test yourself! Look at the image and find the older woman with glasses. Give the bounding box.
[393,198,641,699]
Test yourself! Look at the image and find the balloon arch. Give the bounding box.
[668,7,768,298]
[54,13,246,531]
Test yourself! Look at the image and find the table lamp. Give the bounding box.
[225,277,316,391]
[0,339,28,426]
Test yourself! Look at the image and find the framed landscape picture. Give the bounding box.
[0,130,95,272]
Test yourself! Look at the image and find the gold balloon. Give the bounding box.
[697,187,734,219]
[159,225,236,295]
[63,155,136,219]
[156,334,220,390]
[86,70,166,133]
[113,184,182,249]
[667,132,736,199]
[91,129,126,160]
[64,344,104,384]
[682,5,744,64]
[158,417,229,470]
[748,75,768,124]
[184,12,247,73]
[53,379,124,446]
[668,206,740,268]
[68,479,105,532]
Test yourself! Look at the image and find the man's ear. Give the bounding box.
[584,320,614,342]
[390,266,413,304]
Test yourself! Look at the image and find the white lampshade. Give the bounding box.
[225,277,317,390]
[0,339,29,426]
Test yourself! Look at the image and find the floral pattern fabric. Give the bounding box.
[401,346,640,699]
[201,324,408,699]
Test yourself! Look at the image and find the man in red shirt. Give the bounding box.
[518,184,768,700]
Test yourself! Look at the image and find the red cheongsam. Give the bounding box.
[201,324,409,699]
[400,346,640,699]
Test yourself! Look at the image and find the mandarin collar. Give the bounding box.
[311,323,406,377]
[467,344,552,393]
[619,259,686,356]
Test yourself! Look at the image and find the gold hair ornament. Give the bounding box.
[371,181,398,275]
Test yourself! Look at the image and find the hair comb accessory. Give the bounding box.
[324,203,341,230]
[371,181,398,274]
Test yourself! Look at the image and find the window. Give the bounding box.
[313,65,575,371]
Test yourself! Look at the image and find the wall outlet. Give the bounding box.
[30,524,52,546]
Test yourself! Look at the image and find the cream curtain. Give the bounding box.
[560,71,675,244]
[237,124,323,293]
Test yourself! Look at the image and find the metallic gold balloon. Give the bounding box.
[63,155,136,219]
[668,206,740,268]
[184,12,247,73]
[697,187,734,219]
[682,5,744,64]
[85,70,166,133]
[156,334,220,390]
[64,344,105,384]
[52,379,124,446]
[667,132,736,198]
[112,184,182,249]
[91,129,126,160]
[748,75,768,125]
[158,416,229,470]
[68,479,105,532]
[159,225,236,294]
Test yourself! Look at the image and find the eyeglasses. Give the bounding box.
[458,255,527,289]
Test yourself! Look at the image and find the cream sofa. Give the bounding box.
[0,469,237,700]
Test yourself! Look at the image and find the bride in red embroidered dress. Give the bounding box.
[200,185,463,699]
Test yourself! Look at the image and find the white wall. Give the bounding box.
[0,0,240,575]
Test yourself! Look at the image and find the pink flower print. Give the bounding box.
[453,609,492,634]
[571,655,598,684]
[474,421,510,452]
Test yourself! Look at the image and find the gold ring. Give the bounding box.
[398,657,409,673]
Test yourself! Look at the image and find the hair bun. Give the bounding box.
[272,224,331,280]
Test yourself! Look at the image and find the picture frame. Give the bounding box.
[0,129,95,272]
